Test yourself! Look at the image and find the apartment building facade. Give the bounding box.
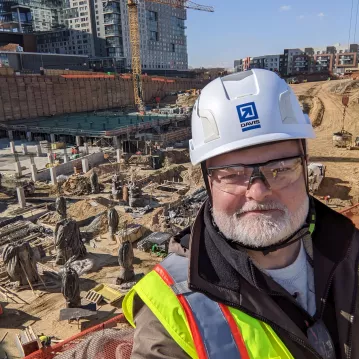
[1,0,188,72]
[234,43,359,76]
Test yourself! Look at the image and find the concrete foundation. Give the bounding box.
[76,136,81,146]
[10,141,15,154]
[30,164,37,182]
[50,167,57,185]
[36,144,42,156]
[84,143,89,155]
[16,187,26,209]
[22,144,28,155]
[50,134,56,143]
[116,149,121,163]
[14,161,22,177]
[82,158,89,173]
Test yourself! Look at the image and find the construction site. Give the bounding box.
[0,73,359,358]
[1,0,359,355]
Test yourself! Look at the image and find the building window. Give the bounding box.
[171,43,175,52]
[149,11,158,21]
[150,31,159,41]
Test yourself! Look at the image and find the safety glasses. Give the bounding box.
[207,155,304,194]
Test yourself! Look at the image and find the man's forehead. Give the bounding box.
[207,140,302,167]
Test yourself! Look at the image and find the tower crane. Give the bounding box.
[127,0,214,113]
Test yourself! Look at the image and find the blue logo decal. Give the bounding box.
[236,102,261,132]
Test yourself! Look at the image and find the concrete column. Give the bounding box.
[76,136,81,146]
[82,158,89,173]
[63,148,69,163]
[9,141,15,154]
[47,153,53,164]
[21,144,28,155]
[30,164,37,182]
[16,187,26,209]
[84,142,89,155]
[8,130,13,140]
[36,144,42,156]
[50,133,56,143]
[26,131,32,142]
[113,136,119,148]
[14,161,22,177]
[50,167,57,185]
[116,148,121,163]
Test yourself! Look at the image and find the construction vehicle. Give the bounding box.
[333,130,353,148]
[333,95,353,148]
[127,0,214,113]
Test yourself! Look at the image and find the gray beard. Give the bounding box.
[212,197,309,248]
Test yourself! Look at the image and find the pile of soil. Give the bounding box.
[62,176,91,196]
[182,165,204,188]
[298,95,325,127]
[163,150,190,166]
[67,200,107,221]
[176,93,198,107]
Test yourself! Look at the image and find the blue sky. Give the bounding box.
[186,0,357,68]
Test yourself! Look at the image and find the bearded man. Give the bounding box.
[122,70,359,359]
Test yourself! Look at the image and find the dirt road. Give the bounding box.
[292,80,359,207]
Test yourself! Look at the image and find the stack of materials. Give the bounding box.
[111,174,122,200]
[90,172,100,194]
[54,219,87,265]
[61,261,81,308]
[116,241,134,285]
[3,242,40,286]
[128,184,143,208]
[108,208,119,242]
[56,196,67,219]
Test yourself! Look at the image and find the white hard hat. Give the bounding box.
[189,69,315,165]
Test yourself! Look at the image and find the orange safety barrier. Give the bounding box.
[24,314,127,359]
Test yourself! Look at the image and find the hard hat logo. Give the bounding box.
[237,102,261,132]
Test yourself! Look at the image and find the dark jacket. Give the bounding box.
[130,198,359,359]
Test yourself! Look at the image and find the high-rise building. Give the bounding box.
[1,0,189,72]
[0,0,33,33]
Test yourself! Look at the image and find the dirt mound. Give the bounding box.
[327,79,359,95]
[136,164,187,187]
[298,95,324,127]
[176,93,198,107]
[62,175,91,195]
[163,150,189,166]
[181,165,204,188]
[67,199,107,221]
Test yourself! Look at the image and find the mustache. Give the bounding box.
[235,201,288,215]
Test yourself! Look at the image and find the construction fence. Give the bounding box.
[0,75,207,122]
[23,314,134,359]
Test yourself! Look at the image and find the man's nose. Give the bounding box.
[245,178,272,202]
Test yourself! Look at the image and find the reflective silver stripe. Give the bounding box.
[171,281,191,295]
[160,254,242,359]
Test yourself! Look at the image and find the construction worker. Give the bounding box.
[39,334,51,347]
[122,70,359,358]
